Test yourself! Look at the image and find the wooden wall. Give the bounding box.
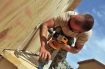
[0,0,81,68]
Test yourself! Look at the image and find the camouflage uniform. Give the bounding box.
[38,11,92,69]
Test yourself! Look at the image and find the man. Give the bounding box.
[39,11,94,69]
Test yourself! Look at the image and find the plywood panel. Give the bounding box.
[0,0,81,53]
[1,50,37,69]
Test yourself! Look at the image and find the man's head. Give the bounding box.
[68,13,94,33]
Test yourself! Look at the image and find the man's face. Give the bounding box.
[69,15,85,33]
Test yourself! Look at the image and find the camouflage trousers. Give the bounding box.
[38,45,67,69]
[49,48,67,69]
[38,37,74,69]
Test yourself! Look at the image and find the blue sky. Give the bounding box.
[66,0,105,68]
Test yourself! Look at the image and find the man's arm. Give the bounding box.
[53,41,84,54]
[62,43,84,54]
[39,18,55,60]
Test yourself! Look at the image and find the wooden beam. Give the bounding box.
[1,50,37,69]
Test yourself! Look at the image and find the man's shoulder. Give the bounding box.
[84,30,92,34]
[80,30,92,37]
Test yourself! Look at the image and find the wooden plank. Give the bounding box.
[0,56,18,69]
[1,50,21,67]
[1,50,37,69]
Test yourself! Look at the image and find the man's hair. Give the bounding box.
[75,14,94,31]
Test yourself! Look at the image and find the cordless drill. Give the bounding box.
[48,32,68,49]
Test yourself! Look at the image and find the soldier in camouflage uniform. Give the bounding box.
[39,11,94,69]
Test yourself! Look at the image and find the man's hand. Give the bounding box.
[39,46,51,60]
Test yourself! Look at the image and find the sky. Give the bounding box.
[66,0,105,68]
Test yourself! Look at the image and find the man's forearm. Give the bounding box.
[40,24,48,48]
[62,45,79,54]
[40,18,56,48]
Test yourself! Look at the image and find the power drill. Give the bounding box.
[48,31,68,49]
